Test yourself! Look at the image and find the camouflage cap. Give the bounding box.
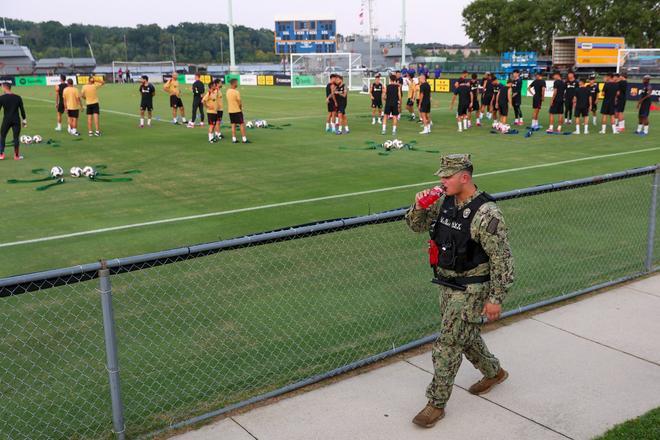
[434,153,473,177]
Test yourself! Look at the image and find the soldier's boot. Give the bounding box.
[468,368,508,395]
[412,402,445,428]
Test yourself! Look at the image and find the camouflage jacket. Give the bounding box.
[405,189,514,305]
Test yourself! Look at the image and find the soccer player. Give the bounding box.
[418,73,432,134]
[588,75,599,126]
[325,73,337,132]
[81,75,105,136]
[573,78,592,134]
[370,74,384,125]
[496,79,512,130]
[334,75,349,134]
[546,71,565,134]
[511,69,523,125]
[615,72,628,132]
[450,71,471,132]
[490,76,500,126]
[468,73,479,127]
[382,74,402,136]
[599,73,619,134]
[202,80,220,143]
[528,72,546,129]
[62,78,81,136]
[0,82,27,160]
[190,73,205,127]
[405,72,417,120]
[635,75,653,135]
[563,71,577,125]
[163,72,187,124]
[54,74,67,131]
[477,72,493,125]
[138,75,155,128]
[226,78,248,144]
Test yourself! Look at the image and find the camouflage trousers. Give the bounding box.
[426,284,501,408]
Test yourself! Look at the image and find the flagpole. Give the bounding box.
[401,0,406,68]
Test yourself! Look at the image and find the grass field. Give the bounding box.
[1,82,658,277]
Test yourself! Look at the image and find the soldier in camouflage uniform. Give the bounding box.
[406,153,514,428]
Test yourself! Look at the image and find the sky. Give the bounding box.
[5,0,473,45]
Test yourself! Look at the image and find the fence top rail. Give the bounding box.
[0,164,656,294]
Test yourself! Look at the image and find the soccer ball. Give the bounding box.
[393,139,404,149]
[82,166,96,178]
[383,140,394,150]
[186,121,195,128]
[32,135,43,143]
[255,120,263,128]
[500,124,510,133]
[20,135,32,144]
[70,166,83,178]
[50,166,64,178]
[246,121,254,129]
[261,120,268,127]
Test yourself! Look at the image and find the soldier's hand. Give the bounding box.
[482,302,502,321]
[414,189,432,209]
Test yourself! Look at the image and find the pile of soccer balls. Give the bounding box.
[19,135,43,144]
[50,165,96,179]
[246,120,268,129]
[492,121,511,134]
[383,139,405,151]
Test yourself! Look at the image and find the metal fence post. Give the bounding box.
[99,261,126,440]
[645,165,659,272]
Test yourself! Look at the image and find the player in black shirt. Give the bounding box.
[138,75,156,128]
[333,75,349,134]
[588,75,599,126]
[615,72,628,132]
[572,78,592,134]
[325,73,337,132]
[382,74,402,136]
[54,74,67,131]
[547,71,565,133]
[418,73,432,134]
[478,72,494,124]
[468,73,479,127]
[636,75,654,136]
[450,71,472,132]
[495,79,512,131]
[527,72,546,129]
[370,74,384,125]
[562,71,577,124]
[599,73,619,134]
[511,69,523,125]
[0,82,27,160]
[190,73,205,126]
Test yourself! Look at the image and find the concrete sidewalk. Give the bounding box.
[172,275,660,440]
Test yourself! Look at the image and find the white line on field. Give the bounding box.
[1,146,658,249]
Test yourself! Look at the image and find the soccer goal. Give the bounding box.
[617,49,660,76]
[111,60,175,83]
[290,53,366,91]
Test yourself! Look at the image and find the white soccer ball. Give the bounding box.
[500,124,510,133]
[383,140,393,150]
[246,121,254,128]
[20,135,32,144]
[186,121,195,128]
[393,139,404,149]
[82,166,96,178]
[70,166,83,178]
[32,135,43,143]
[261,120,268,127]
[255,120,263,128]
[50,166,64,178]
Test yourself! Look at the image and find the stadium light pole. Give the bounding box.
[401,0,406,68]
[368,0,374,73]
[228,0,237,73]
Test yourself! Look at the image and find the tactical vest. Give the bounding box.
[430,193,494,272]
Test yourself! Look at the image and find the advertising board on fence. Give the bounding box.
[76,75,105,85]
[274,74,291,86]
[257,75,275,86]
[434,79,450,93]
[292,75,315,87]
[240,74,258,86]
[15,76,47,87]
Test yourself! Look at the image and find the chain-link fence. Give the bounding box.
[1,165,658,439]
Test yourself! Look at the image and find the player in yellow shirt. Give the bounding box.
[202,80,224,143]
[62,79,81,136]
[81,76,104,136]
[163,72,187,125]
[226,79,249,143]
[405,73,418,121]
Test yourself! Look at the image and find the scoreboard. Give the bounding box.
[274,16,336,54]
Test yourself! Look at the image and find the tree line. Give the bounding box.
[462,0,658,55]
[6,18,280,64]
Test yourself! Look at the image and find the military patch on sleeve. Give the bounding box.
[486,218,500,234]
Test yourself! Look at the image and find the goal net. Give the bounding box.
[290,53,365,91]
[617,49,660,76]
[111,61,175,83]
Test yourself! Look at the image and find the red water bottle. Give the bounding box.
[417,186,444,209]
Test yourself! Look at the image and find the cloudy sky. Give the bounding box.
[6,0,473,44]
